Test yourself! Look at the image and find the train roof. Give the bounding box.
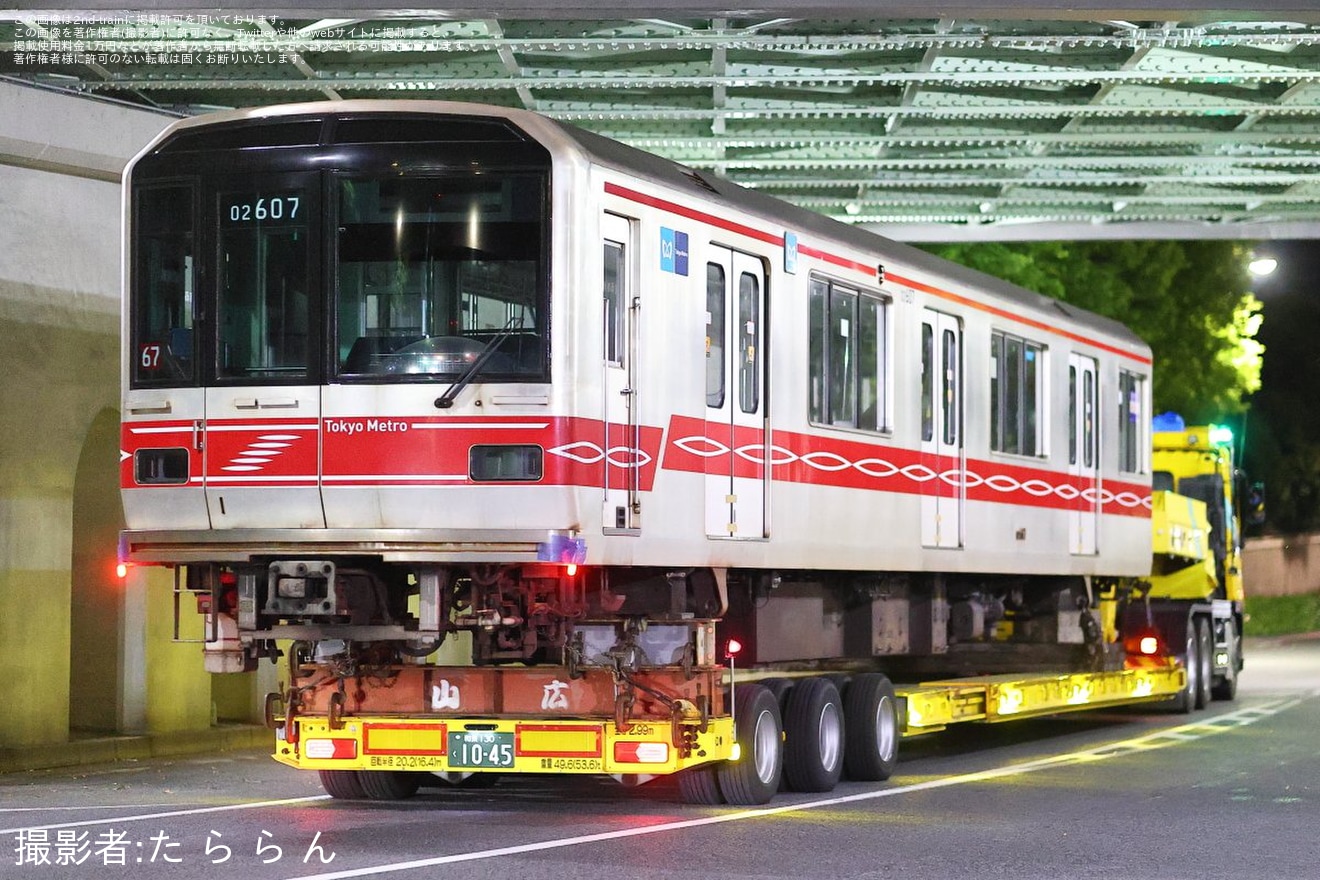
[139,99,1148,360]
[552,119,1149,359]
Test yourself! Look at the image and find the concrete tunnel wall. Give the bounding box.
[0,82,270,751]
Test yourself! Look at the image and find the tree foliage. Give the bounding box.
[922,240,1263,422]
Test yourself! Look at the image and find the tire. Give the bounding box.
[1194,617,1213,710]
[1211,618,1240,702]
[677,766,725,805]
[782,677,846,793]
[318,769,366,800]
[1171,618,1204,714]
[758,677,796,708]
[357,770,422,800]
[1172,622,1203,712]
[843,673,900,782]
[716,684,784,805]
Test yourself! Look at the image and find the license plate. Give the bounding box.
[447,730,515,769]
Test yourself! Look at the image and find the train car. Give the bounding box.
[120,101,1184,806]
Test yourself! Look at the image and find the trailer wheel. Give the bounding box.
[783,677,845,793]
[318,769,365,800]
[843,673,900,781]
[357,770,422,800]
[758,677,795,708]
[1211,618,1240,702]
[677,766,725,805]
[716,683,783,805]
[1193,617,1213,710]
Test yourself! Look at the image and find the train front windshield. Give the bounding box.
[128,113,551,389]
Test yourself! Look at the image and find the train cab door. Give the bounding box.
[704,248,767,539]
[602,214,642,532]
[1068,353,1100,554]
[203,178,325,529]
[920,309,963,549]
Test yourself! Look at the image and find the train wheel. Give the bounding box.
[1211,618,1240,702]
[783,677,845,793]
[357,770,422,801]
[677,766,725,805]
[716,684,783,805]
[1194,617,1213,710]
[318,769,365,800]
[843,673,900,782]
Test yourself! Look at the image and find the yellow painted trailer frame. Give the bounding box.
[275,715,738,777]
[898,665,1186,735]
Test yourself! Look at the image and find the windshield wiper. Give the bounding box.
[434,316,524,410]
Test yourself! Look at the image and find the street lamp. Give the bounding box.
[1249,256,1278,277]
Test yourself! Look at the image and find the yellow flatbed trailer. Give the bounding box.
[274,664,1185,776]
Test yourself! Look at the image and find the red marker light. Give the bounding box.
[566,563,578,577]
[116,562,129,579]
[725,638,743,659]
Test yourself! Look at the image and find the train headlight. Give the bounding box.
[468,444,543,482]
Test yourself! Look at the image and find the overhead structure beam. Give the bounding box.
[3,11,1320,237]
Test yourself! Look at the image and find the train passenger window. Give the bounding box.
[603,242,625,366]
[738,273,760,414]
[1068,365,1077,464]
[1119,370,1148,473]
[942,328,959,445]
[706,263,726,408]
[808,277,889,432]
[921,323,934,442]
[217,186,311,379]
[990,331,1045,457]
[1084,369,1095,468]
[131,184,196,387]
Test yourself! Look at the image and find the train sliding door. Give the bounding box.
[704,249,767,539]
[602,214,642,532]
[1069,353,1100,555]
[920,309,963,548]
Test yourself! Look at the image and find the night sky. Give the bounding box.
[1249,240,1320,418]
[1239,239,1320,519]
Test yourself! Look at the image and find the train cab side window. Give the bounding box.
[131,184,196,386]
[706,263,726,408]
[990,331,1045,456]
[808,277,888,431]
[1119,369,1148,473]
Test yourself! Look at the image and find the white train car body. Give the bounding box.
[121,101,1152,589]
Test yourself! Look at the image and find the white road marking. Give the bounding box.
[0,803,183,813]
[290,699,1302,880]
[0,795,330,835]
